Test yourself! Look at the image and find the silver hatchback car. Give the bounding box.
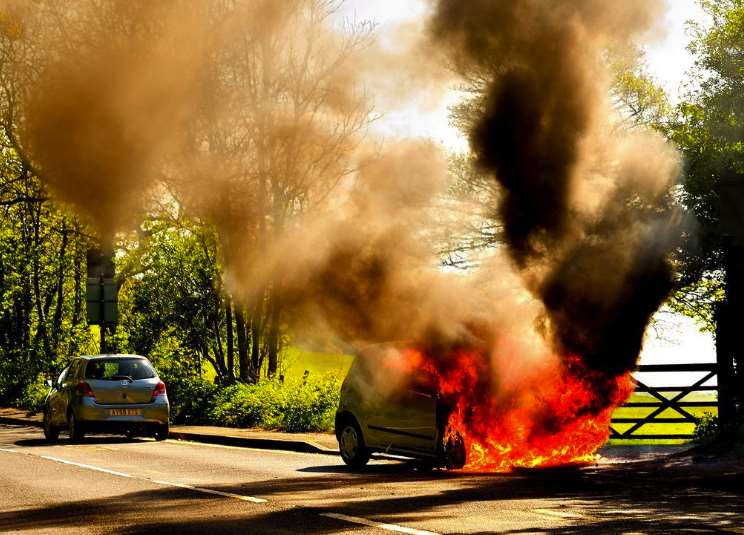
[43,354,169,442]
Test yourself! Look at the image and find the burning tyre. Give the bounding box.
[442,432,466,469]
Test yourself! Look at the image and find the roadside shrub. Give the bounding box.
[208,382,280,428]
[161,374,219,424]
[133,370,341,432]
[13,374,50,414]
[207,374,341,432]
[281,375,340,432]
[694,412,719,443]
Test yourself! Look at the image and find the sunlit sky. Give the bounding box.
[341,0,716,378]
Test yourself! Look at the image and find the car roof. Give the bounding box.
[76,354,149,361]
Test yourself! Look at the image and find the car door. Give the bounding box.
[367,374,438,454]
[61,359,81,420]
[49,364,71,426]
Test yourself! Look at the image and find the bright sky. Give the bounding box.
[342,0,717,382]
[645,0,709,102]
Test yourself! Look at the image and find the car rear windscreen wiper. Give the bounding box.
[111,375,134,382]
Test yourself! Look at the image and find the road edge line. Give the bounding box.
[0,447,267,505]
[320,512,440,535]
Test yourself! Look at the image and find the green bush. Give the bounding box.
[14,374,50,414]
[208,382,276,428]
[281,376,340,432]
[206,374,340,432]
[161,374,219,424]
[694,412,720,443]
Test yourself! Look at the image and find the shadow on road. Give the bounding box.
[1,457,742,533]
[298,460,462,475]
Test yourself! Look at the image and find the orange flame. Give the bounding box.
[400,348,634,472]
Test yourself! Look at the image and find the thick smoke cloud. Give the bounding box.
[2,0,683,465]
[19,2,209,237]
[429,0,680,377]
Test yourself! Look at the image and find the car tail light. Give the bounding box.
[76,381,96,398]
[151,381,166,400]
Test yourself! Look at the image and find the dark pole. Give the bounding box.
[99,275,106,354]
[718,237,744,430]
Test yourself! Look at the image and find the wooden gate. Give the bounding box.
[610,363,718,440]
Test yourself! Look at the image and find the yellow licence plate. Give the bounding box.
[109,409,140,416]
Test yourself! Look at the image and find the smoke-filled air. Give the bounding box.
[3,0,681,470]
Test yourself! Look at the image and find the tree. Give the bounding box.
[117,214,230,381]
[0,0,376,390]
[170,0,374,379]
[668,0,744,425]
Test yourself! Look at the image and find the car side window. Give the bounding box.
[56,366,69,386]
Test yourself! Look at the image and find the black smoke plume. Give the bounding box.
[430,0,680,377]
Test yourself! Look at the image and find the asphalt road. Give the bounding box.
[1,424,743,534]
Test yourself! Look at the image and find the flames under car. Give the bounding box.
[334,352,466,469]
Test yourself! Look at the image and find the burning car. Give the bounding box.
[334,349,466,469]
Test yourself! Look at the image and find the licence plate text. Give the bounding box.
[109,409,140,416]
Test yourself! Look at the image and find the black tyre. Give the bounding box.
[153,423,169,441]
[68,411,85,443]
[338,418,370,468]
[43,409,59,443]
[443,432,466,469]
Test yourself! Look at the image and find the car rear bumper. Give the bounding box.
[77,397,169,426]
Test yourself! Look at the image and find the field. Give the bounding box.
[278,347,353,381]
[608,391,717,445]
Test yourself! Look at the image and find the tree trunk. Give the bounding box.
[718,239,744,427]
[235,307,249,382]
[50,224,69,351]
[225,298,234,381]
[266,295,282,378]
[250,296,263,381]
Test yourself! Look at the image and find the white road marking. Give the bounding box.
[150,480,266,503]
[0,448,267,504]
[41,455,136,479]
[2,441,438,534]
[320,512,440,535]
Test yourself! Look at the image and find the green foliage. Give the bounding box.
[0,132,96,404]
[661,0,744,331]
[281,376,341,432]
[162,375,219,425]
[13,374,50,413]
[667,275,725,332]
[206,375,340,432]
[208,382,281,428]
[609,44,673,131]
[694,412,721,443]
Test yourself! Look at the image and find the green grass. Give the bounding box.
[607,391,717,445]
[278,347,353,381]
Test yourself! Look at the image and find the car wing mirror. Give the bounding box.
[46,379,54,388]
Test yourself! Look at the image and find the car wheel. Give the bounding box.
[43,409,59,443]
[338,419,369,468]
[153,423,169,441]
[68,411,85,443]
[443,432,466,469]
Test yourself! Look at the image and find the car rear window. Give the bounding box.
[85,359,156,380]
